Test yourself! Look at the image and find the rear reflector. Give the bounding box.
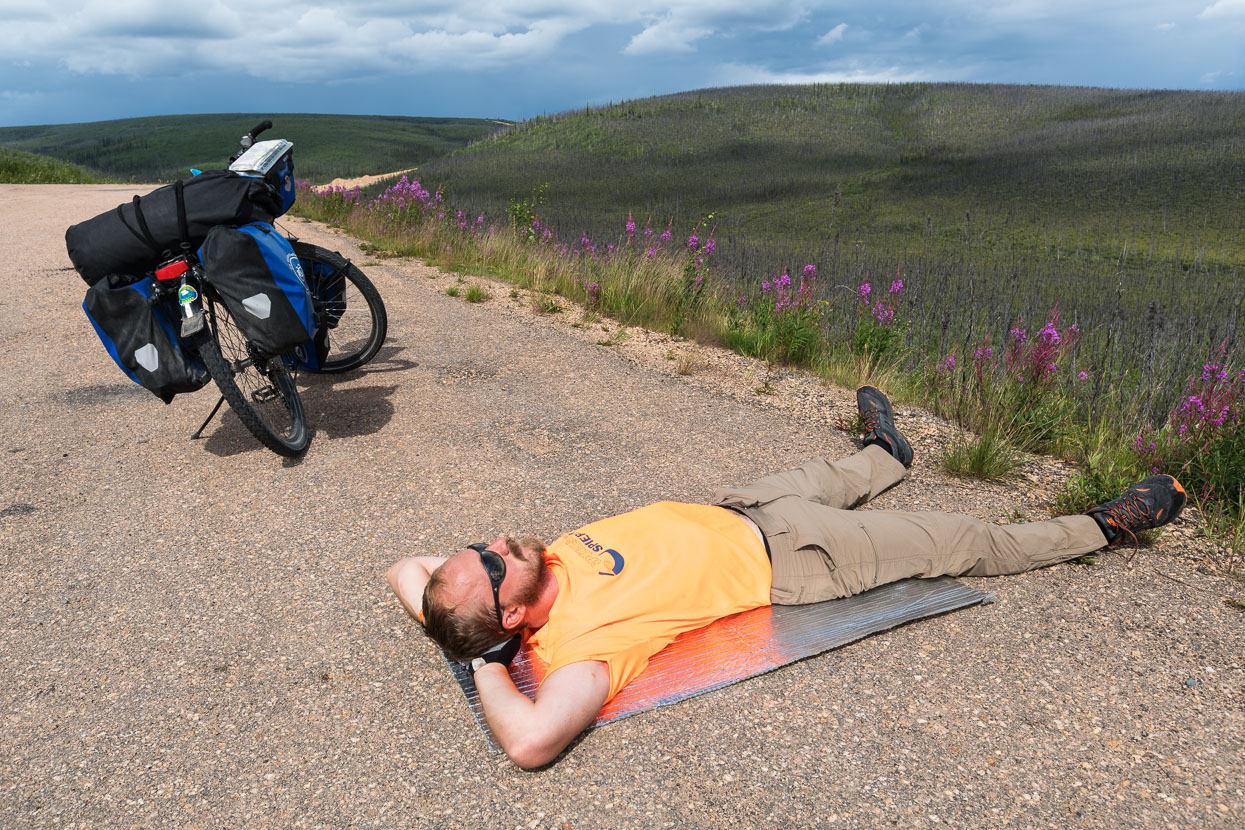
[155,259,190,281]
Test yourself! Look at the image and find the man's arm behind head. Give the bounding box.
[386,556,447,625]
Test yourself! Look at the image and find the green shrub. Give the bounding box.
[941,431,1023,480]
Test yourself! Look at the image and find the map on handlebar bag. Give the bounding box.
[229,140,294,176]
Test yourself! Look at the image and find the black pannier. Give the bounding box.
[198,222,316,357]
[65,170,281,286]
[83,277,210,403]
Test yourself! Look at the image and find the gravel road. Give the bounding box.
[2,184,1242,829]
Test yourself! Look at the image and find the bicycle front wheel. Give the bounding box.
[292,241,387,373]
[193,300,310,457]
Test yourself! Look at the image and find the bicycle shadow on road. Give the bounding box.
[300,381,400,440]
[198,345,413,457]
[306,344,419,383]
[197,381,399,459]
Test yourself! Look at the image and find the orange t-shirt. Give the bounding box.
[526,501,771,701]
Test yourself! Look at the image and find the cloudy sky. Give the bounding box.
[1,0,1242,126]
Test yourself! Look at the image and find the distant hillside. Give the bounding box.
[0,147,110,184]
[419,84,1245,276]
[0,114,505,182]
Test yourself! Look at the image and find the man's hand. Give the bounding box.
[386,556,447,624]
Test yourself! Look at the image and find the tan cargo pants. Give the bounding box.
[713,445,1108,605]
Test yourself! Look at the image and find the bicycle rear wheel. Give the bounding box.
[291,241,387,373]
[193,298,310,456]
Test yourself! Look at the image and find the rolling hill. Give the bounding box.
[0,113,505,183]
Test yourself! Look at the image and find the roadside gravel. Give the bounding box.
[2,184,1242,829]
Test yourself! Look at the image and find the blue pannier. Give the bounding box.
[198,222,315,357]
[83,276,210,403]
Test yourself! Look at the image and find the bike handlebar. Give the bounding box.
[248,120,272,140]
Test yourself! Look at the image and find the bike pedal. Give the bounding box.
[252,386,280,403]
[181,311,206,338]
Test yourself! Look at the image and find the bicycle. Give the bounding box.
[142,120,388,456]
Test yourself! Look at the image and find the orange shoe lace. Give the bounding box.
[861,408,882,434]
[1097,487,1156,547]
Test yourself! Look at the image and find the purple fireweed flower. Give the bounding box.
[889,279,904,296]
[1077,370,1089,381]
[696,257,703,267]
[802,264,816,279]
[661,228,672,242]
[973,346,993,362]
[762,279,772,292]
[943,354,957,371]
[626,218,636,236]
[1010,327,1027,344]
[858,282,871,301]
[872,302,894,325]
[736,295,748,305]
[646,246,656,258]
[1201,363,1229,382]
[704,239,715,254]
[687,234,699,248]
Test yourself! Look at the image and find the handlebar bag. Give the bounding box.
[230,140,296,217]
[82,277,210,403]
[66,170,282,286]
[198,222,315,357]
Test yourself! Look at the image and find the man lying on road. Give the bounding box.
[387,387,1186,768]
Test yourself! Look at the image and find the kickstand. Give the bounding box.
[191,395,226,440]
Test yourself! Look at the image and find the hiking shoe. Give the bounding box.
[1087,475,1186,546]
[857,385,913,468]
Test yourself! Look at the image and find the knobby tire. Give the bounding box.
[192,302,310,457]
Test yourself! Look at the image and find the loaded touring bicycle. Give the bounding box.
[67,120,387,456]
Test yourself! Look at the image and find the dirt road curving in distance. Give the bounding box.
[2,184,1242,828]
[314,168,417,191]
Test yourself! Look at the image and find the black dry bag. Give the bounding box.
[65,171,281,286]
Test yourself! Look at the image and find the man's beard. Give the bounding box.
[505,535,549,607]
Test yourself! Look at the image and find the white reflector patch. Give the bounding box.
[242,293,272,320]
[134,343,159,373]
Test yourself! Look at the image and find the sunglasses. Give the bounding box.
[468,542,506,631]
